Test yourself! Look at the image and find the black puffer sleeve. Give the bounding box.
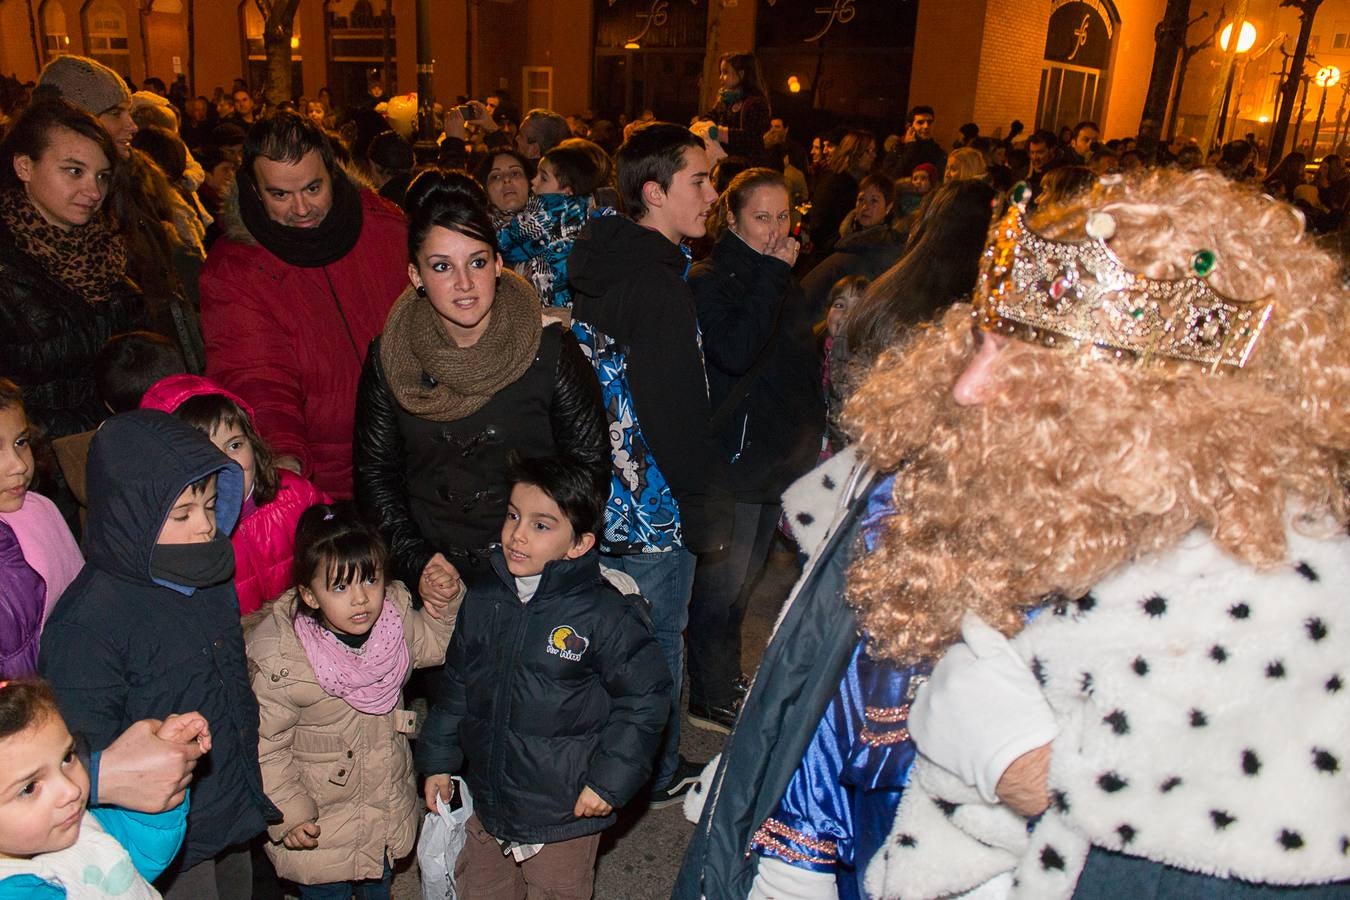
[353,338,436,595]
[549,327,609,483]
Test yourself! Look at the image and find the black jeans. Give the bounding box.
[687,502,782,708]
[158,844,253,900]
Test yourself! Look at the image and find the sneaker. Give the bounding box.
[649,757,705,809]
[687,696,743,734]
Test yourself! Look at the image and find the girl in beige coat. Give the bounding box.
[245,504,460,897]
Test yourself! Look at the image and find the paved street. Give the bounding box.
[390,539,802,899]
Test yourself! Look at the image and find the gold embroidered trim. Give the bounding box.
[751,817,839,865]
[864,704,910,724]
[859,725,911,747]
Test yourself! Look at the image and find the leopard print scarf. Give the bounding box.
[0,187,127,303]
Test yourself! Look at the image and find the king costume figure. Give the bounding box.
[675,168,1350,900]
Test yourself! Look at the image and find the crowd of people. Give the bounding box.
[1,45,1348,900]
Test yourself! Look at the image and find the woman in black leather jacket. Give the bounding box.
[0,99,143,439]
[354,170,607,605]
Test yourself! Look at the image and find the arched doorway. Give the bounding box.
[1035,0,1119,132]
[81,0,130,78]
[40,0,72,61]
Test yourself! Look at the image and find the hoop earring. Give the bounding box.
[415,284,427,297]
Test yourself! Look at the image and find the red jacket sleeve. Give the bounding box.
[200,247,313,475]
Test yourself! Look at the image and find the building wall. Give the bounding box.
[0,0,39,83]
[1099,0,1165,139]
[394,0,416,96]
[523,0,594,115]
[145,8,184,86]
[190,1,242,97]
[428,0,469,105]
[971,0,1051,139]
[910,0,990,147]
[40,0,1334,154]
[907,0,1193,146]
[294,0,323,99]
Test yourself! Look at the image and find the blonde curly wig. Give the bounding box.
[843,168,1350,665]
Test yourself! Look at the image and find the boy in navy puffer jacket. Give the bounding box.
[417,455,670,899]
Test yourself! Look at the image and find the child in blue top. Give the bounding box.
[497,144,604,308]
[0,678,195,899]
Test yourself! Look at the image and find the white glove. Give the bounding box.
[908,612,1058,804]
[749,856,839,900]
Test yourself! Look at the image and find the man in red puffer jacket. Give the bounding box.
[200,112,407,499]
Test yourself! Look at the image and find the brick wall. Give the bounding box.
[0,0,39,83]
[524,0,595,117]
[910,0,989,146]
[1100,0,1166,140]
[972,0,1051,138]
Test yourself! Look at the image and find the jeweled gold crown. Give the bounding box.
[973,188,1274,371]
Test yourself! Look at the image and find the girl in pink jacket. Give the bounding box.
[0,378,83,637]
[141,374,330,614]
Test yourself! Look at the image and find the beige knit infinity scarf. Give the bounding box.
[380,268,543,422]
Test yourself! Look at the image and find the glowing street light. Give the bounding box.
[1214,19,1258,143]
[1312,66,1342,153]
[1220,20,1257,54]
[787,75,801,94]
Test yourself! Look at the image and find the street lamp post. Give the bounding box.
[1333,79,1349,148]
[1217,20,1257,143]
[1202,11,1255,151]
[1291,71,1312,151]
[1311,65,1341,155]
[413,0,438,163]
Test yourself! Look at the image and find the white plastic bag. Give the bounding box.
[418,777,473,900]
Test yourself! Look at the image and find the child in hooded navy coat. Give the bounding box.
[39,410,277,899]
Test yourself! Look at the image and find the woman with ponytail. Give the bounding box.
[353,170,608,605]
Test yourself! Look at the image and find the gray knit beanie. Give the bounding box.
[37,55,132,116]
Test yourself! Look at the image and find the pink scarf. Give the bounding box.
[293,599,411,714]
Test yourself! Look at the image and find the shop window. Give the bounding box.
[41,0,71,58]
[523,67,552,112]
[325,0,395,109]
[82,0,130,78]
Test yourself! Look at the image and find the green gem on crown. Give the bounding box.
[1011,182,1030,205]
[1191,249,1217,278]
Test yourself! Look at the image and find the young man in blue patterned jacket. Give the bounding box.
[568,122,732,807]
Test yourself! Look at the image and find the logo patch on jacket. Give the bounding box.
[547,625,589,661]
